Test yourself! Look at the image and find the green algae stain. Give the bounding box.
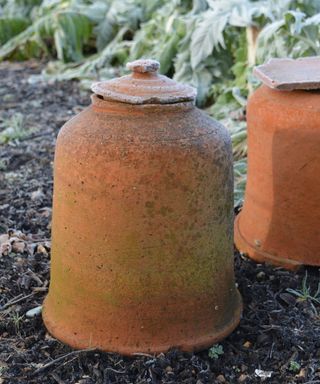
[145,201,155,209]
[159,206,173,216]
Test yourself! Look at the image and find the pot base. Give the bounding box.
[234,214,303,271]
[42,294,242,356]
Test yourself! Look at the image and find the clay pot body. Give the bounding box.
[235,85,320,269]
[43,60,241,354]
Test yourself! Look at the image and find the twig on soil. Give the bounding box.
[269,341,275,359]
[0,376,24,381]
[0,292,36,310]
[304,381,320,384]
[28,239,51,243]
[105,367,126,374]
[0,103,20,109]
[51,372,65,384]
[19,131,52,141]
[31,348,97,376]
[132,352,154,358]
[27,268,43,285]
[32,286,48,292]
[305,380,320,384]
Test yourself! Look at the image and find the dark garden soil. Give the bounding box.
[0,61,320,384]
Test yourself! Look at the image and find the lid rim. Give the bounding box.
[95,92,195,105]
[91,82,197,105]
[254,57,320,91]
[91,59,197,105]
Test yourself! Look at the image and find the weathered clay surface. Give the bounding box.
[91,59,196,104]
[235,85,320,269]
[254,57,320,90]
[43,100,241,354]
[126,59,160,73]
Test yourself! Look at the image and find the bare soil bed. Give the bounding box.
[0,61,320,384]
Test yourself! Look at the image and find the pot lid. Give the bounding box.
[91,59,197,104]
[254,57,320,91]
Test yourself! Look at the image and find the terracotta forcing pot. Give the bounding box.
[235,57,320,270]
[43,59,242,355]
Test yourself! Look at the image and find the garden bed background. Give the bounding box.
[0,61,320,384]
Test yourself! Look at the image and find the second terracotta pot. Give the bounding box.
[235,80,320,269]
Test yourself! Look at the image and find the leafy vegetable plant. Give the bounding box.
[208,344,224,359]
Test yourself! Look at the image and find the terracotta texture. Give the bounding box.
[235,84,320,270]
[43,60,242,355]
[254,56,320,90]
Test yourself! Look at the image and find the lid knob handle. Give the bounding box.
[126,59,160,74]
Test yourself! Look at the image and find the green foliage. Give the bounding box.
[234,159,247,208]
[0,114,33,144]
[256,10,320,62]
[208,344,224,359]
[287,272,320,305]
[1,0,320,204]
[0,0,41,45]
[286,272,320,315]
[53,12,92,62]
[129,1,189,75]
[289,361,301,373]
[0,159,7,171]
[11,311,24,334]
[0,17,30,45]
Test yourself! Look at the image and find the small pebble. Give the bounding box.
[243,341,251,348]
[26,305,42,318]
[256,271,266,281]
[238,374,248,383]
[36,244,47,255]
[216,375,226,383]
[31,189,45,201]
[296,368,307,379]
